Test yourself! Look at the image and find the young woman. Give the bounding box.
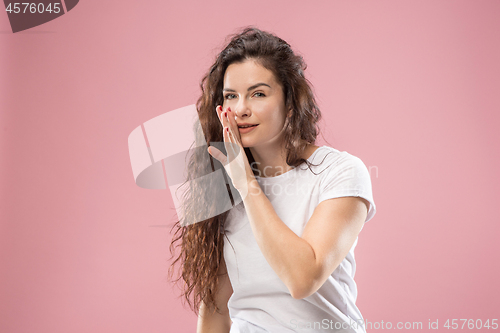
[169,27,376,333]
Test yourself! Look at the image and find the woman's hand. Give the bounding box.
[207,105,255,198]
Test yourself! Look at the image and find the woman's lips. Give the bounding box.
[238,124,258,133]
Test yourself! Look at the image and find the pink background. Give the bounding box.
[1,1,499,332]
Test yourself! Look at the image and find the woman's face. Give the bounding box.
[222,59,288,149]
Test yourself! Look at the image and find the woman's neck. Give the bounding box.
[249,142,291,178]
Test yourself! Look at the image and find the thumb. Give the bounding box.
[207,146,227,165]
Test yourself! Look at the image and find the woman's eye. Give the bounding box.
[254,92,265,97]
[224,94,236,100]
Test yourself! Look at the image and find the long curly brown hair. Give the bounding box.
[168,26,323,315]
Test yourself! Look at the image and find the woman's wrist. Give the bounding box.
[234,176,257,201]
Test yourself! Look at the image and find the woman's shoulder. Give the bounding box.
[308,145,359,166]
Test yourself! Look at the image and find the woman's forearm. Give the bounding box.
[242,179,320,299]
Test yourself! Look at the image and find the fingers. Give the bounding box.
[215,105,243,162]
[222,108,231,134]
[218,106,241,143]
[225,107,242,145]
[216,105,229,127]
[223,109,239,156]
[216,105,232,141]
[216,105,223,124]
[216,105,228,134]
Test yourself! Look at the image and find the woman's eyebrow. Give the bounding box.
[223,82,271,92]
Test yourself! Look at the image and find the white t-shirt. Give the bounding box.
[223,145,376,333]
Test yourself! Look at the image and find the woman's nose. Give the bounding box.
[234,99,251,118]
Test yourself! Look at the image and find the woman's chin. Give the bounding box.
[240,139,252,149]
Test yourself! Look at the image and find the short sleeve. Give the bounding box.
[318,153,376,223]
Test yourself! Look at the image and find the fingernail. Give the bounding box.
[224,111,227,117]
[228,107,231,112]
[226,127,229,132]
